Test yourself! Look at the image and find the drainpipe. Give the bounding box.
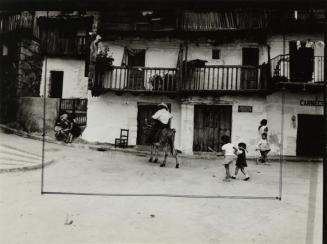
[278,87,285,201]
[323,10,327,243]
[0,39,3,121]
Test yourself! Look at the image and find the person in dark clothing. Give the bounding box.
[231,142,250,181]
[69,114,81,138]
[54,112,73,143]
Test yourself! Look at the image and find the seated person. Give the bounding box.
[69,114,81,138]
[54,112,73,143]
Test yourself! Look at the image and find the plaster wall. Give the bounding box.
[40,58,88,98]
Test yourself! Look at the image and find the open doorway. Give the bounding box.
[137,103,171,145]
[241,47,259,89]
[296,114,324,156]
[289,41,314,82]
[49,71,64,98]
[127,49,146,89]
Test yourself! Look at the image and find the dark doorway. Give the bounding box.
[289,41,314,82]
[193,105,232,152]
[49,71,64,98]
[137,103,171,145]
[296,114,324,157]
[127,49,145,89]
[241,47,259,89]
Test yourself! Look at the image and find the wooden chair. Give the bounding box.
[115,129,129,148]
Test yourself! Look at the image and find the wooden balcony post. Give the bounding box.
[184,40,188,90]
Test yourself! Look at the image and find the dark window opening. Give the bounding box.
[212,49,220,59]
[242,47,259,66]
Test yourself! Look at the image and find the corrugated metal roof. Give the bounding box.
[0,0,325,10]
[182,11,268,31]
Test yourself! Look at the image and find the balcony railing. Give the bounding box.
[0,12,35,35]
[99,66,178,92]
[41,35,88,57]
[97,65,268,93]
[59,99,88,126]
[271,54,324,83]
[183,65,267,91]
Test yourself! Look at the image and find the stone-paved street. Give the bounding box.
[0,130,43,172]
[0,131,323,244]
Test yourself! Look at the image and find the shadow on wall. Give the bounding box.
[269,133,280,155]
[12,97,60,136]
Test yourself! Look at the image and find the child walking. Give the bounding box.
[256,133,271,165]
[221,135,237,182]
[231,142,250,181]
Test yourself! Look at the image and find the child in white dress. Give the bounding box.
[256,133,271,165]
[221,135,237,182]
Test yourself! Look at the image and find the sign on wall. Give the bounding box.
[238,105,253,112]
[300,100,324,106]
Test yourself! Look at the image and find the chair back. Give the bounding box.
[120,129,129,139]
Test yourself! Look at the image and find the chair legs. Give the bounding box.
[114,138,128,148]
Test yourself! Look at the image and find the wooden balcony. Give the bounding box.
[98,66,178,93]
[182,65,267,94]
[0,12,35,36]
[271,54,324,83]
[40,35,88,58]
[96,65,268,95]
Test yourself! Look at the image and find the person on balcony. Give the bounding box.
[149,103,173,146]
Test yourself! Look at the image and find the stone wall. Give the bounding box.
[17,39,43,97]
[16,97,60,135]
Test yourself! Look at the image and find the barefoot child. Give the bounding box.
[256,133,271,164]
[231,142,250,181]
[221,135,237,182]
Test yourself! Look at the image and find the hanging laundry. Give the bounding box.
[315,41,325,48]
[305,40,314,48]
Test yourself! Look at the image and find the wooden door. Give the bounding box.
[193,105,232,152]
[127,49,145,89]
[296,114,324,156]
[49,71,64,98]
[137,104,171,145]
[241,48,259,89]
